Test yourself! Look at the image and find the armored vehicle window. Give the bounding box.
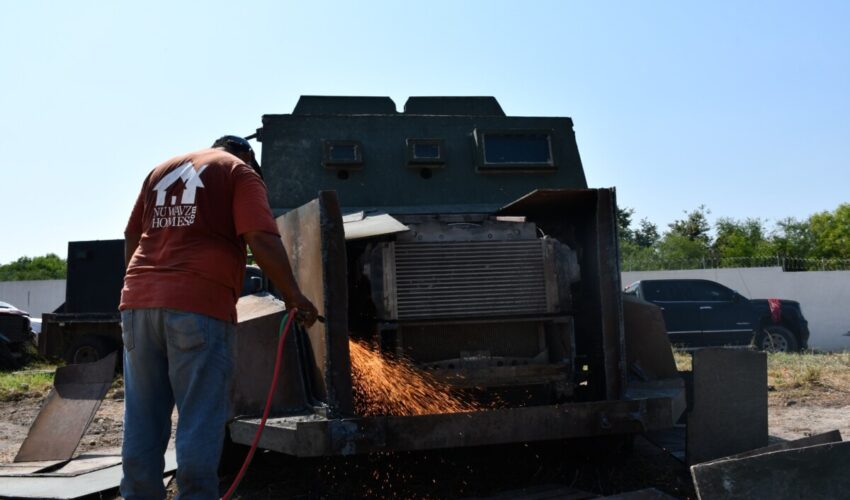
[406,139,445,166]
[484,133,551,164]
[414,143,439,159]
[475,130,555,172]
[323,141,363,169]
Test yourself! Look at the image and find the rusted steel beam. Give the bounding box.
[230,397,674,457]
[595,189,626,400]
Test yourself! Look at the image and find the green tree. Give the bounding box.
[655,206,712,268]
[668,205,711,244]
[0,254,67,281]
[713,217,775,263]
[617,207,663,270]
[809,203,850,259]
[656,233,710,269]
[617,207,660,248]
[771,217,815,257]
[619,239,661,271]
[633,218,660,248]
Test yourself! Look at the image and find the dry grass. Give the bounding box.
[767,351,850,405]
[673,350,692,372]
[673,349,850,406]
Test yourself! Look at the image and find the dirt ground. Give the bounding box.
[1,385,849,499]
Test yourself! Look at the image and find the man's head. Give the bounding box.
[212,135,263,179]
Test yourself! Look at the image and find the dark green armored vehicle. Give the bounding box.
[228,96,685,456]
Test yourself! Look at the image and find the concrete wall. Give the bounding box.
[622,268,850,351]
[0,280,66,318]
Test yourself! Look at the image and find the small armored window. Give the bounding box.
[475,130,555,172]
[406,139,445,167]
[323,141,363,169]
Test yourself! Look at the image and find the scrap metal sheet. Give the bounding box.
[0,461,64,476]
[1,449,122,478]
[686,348,767,465]
[691,440,850,500]
[14,352,117,462]
[0,449,176,499]
[343,212,409,240]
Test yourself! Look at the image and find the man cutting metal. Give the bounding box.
[119,135,318,499]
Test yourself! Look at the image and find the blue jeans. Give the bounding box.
[120,308,235,500]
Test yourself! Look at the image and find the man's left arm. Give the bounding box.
[232,166,318,325]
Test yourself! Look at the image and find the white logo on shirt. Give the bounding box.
[150,162,208,229]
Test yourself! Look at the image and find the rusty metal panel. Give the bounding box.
[231,397,674,457]
[497,189,600,217]
[686,348,767,465]
[232,294,313,416]
[702,429,842,464]
[14,351,117,462]
[595,189,626,400]
[276,191,353,417]
[498,189,626,401]
[691,440,850,500]
[622,295,679,380]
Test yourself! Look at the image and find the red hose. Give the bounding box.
[222,307,298,500]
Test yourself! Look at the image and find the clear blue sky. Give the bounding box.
[1,1,848,264]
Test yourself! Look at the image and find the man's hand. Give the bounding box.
[243,230,320,328]
[285,291,319,327]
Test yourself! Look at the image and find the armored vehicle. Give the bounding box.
[228,96,685,456]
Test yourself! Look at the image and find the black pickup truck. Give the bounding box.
[623,278,809,352]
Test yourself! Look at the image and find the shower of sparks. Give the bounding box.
[349,339,483,416]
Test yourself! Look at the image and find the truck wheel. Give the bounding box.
[66,336,114,364]
[755,326,799,353]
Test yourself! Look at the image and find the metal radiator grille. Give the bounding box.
[394,240,548,319]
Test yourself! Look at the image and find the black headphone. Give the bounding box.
[212,135,264,179]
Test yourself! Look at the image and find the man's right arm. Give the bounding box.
[124,179,147,268]
[124,231,141,268]
[243,230,319,327]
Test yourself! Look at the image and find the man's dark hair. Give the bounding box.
[212,135,263,179]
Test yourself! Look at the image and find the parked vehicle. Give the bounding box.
[39,240,125,364]
[623,278,809,352]
[39,240,268,365]
[224,95,686,457]
[0,301,34,369]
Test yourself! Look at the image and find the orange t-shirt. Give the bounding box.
[119,148,280,323]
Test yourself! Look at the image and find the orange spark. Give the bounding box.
[349,339,482,416]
